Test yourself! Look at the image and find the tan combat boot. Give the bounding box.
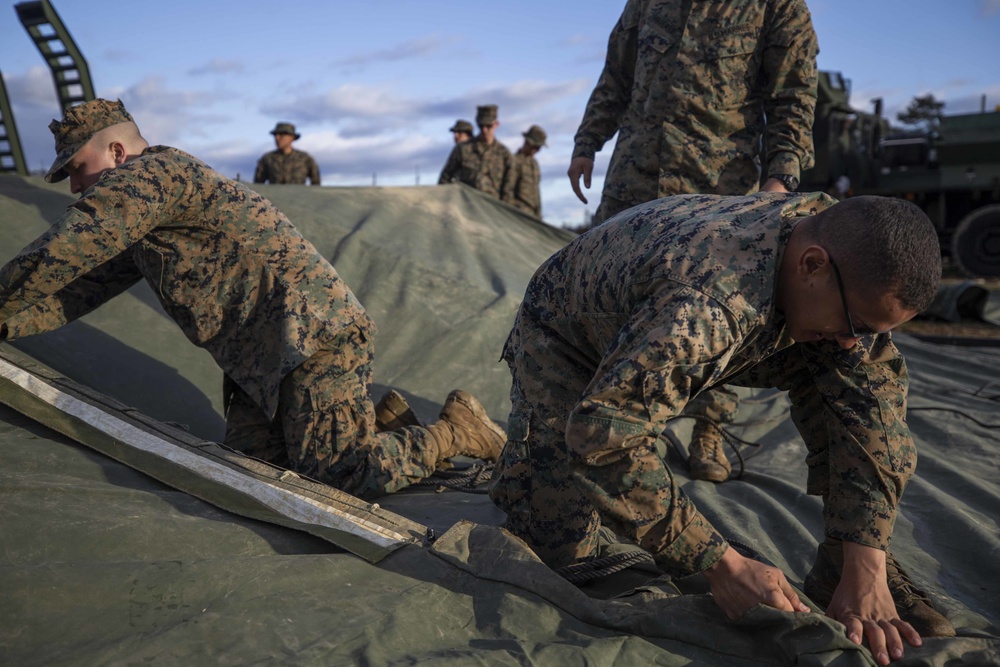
[803,537,956,637]
[374,389,421,431]
[688,421,731,483]
[425,390,505,464]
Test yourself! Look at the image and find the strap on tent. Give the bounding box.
[0,346,425,563]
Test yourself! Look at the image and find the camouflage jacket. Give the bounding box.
[254,148,321,185]
[573,0,818,203]
[0,146,368,418]
[503,151,542,218]
[438,136,513,199]
[510,193,915,573]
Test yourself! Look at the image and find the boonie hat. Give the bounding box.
[523,125,548,147]
[476,105,498,126]
[45,98,135,183]
[270,122,301,139]
[449,119,474,135]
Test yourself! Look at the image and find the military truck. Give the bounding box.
[801,71,1000,277]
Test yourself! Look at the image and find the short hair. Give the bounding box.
[812,196,941,311]
[91,120,147,149]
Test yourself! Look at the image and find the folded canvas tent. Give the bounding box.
[1,176,998,665]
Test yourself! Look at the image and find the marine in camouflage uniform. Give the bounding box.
[571,0,818,221]
[568,0,819,483]
[0,99,503,500]
[438,105,512,200]
[254,122,321,185]
[502,125,546,219]
[490,192,953,647]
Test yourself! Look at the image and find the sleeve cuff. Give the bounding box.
[767,151,802,180]
[572,143,597,161]
[652,511,729,576]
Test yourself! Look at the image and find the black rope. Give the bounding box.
[553,535,775,584]
[413,462,495,494]
[907,406,1000,430]
[554,550,656,584]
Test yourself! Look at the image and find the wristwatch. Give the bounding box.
[769,173,799,191]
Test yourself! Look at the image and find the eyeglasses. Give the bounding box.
[828,255,874,339]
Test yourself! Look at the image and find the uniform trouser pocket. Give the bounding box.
[489,409,601,569]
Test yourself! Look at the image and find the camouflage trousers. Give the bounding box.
[223,320,437,500]
[593,193,740,439]
[489,310,726,573]
[490,311,916,572]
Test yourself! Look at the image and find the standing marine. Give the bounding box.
[503,125,547,219]
[566,0,820,483]
[438,105,513,200]
[254,122,321,185]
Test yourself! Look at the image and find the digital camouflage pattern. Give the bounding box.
[223,318,440,499]
[573,0,818,222]
[0,143,451,496]
[503,150,542,218]
[438,137,513,199]
[489,193,917,576]
[0,146,353,418]
[45,98,134,183]
[254,148,321,185]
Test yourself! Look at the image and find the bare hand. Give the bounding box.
[703,547,810,620]
[568,156,594,204]
[825,543,922,665]
[760,177,788,193]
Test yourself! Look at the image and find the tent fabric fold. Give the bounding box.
[1,176,998,665]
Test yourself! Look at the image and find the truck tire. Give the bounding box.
[951,204,1000,278]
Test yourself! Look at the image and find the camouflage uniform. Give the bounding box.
[438,137,513,199]
[573,0,819,223]
[0,144,442,499]
[573,0,819,459]
[489,193,916,576]
[254,149,321,185]
[503,151,542,218]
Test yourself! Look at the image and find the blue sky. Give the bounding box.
[2,0,999,227]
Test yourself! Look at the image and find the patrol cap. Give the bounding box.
[476,105,498,126]
[523,125,547,147]
[270,122,301,139]
[449,119,474,134]
[45,98,135,183]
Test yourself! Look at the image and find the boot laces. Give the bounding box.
[886,556,932,607]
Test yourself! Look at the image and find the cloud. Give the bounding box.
[980,0,1000,16]
[260,78,593,136]
[101,76,232,145]
[333,35,455,70]
[943,85,1000,114]
[188,59,246,77]
[4,67,62,173]
[848,77,1000,124]
[4,66,60,109]
[198,128,448,186]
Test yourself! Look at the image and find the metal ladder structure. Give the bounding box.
[0,71,28,175]
[15,0,95,111]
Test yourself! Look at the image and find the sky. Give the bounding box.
[2,0,999,228]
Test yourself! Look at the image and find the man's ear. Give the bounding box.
[110,141,128,165]
[799,245,830,278]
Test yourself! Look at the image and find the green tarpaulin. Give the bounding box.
[1,175,997,665]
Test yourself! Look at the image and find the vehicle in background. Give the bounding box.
[801,71,1000,277]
